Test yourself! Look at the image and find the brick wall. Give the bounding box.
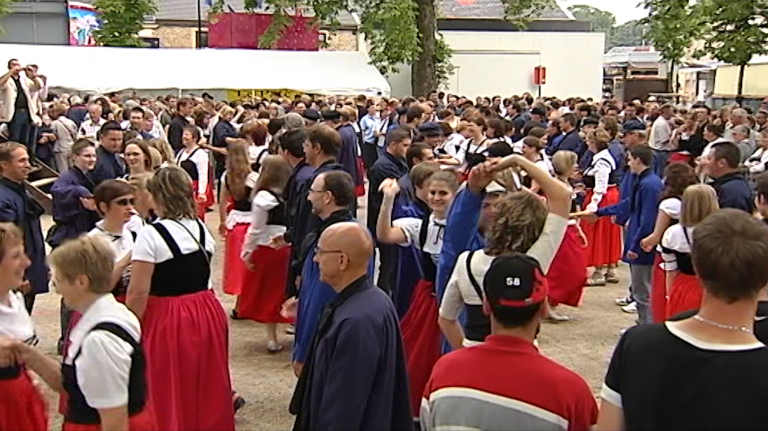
[325,31,358,51]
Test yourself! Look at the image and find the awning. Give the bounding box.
[0,44,391,97]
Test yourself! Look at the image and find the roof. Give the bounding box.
[438,0,573,20]
[78,0,359,27]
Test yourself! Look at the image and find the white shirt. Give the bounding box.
[746,147,768,174]
[78,117,107,139]
[224,171,260,229]
[249,145,270,170]
[392,214,446,264]
[650,116,672,151]
[661,225,694,272]
[583,149,617,212]
[659,197,681,221]
[0,291,35,343]
[439,214,568,346]
[175,147,210,196]
[133,218,215,264]
[51,116,78,153]
[65,294,140,410]
[241,190,287,257]
[89,221,134,262]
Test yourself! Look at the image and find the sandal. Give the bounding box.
[605,273,620,284]
[585,277,606,287]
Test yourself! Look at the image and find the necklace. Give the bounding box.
[693,315,753,333]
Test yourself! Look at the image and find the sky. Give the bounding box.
[560,0,649,24]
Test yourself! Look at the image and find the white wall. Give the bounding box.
[386,31,604,99]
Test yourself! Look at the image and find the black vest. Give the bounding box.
[265,190,288,227]
[148,220,212,297]
[63,323,147,425]
[463,250,492,343]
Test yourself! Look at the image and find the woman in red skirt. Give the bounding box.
[580,129,622,286]
[638,163,697,322]
[0,223,47,431]
[239,155,293,353]
[21,235,157,431]
[376,170,458,419]
[218,140,260,317]
[127,166,235,431]
[176,126,213,220]
[661,184,720,318]
[548,151,587,321]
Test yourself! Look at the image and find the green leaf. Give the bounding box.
[93,0,158,47]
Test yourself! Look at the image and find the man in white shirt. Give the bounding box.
[649,104,674,175]
[78,104,106,139]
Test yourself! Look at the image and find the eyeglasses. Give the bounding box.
[114,198,135,206]
[308,188,326,194]
[314,246,345,257]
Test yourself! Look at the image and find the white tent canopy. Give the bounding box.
[0,44,391,97]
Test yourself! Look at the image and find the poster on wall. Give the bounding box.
[68,2,100,46]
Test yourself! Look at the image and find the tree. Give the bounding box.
[642,0,701,94]
[607,20,649,50]
[0,0,13,33]
[93,0,157,47]
[695,0,768,105]
[212,0,549,97]
[569,4,616,34]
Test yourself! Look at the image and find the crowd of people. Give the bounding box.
[1,54,768,430]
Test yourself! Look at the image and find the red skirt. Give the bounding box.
[669,152,693,165]
[143,290,235,431]
[238,245,292,324]
[666,273,704,318]
[581,186,622,267]
[63,408,157,431]
[651,254,667,323]
[0,370,47,431]
[400,279,442,417]
[547,225,587,307]
[192,180,214,221]
[222,223,249,296]
[355,156,366,197]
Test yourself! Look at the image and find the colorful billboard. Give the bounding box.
[68,1,100,46]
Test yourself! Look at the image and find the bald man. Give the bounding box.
[290,223,412,431]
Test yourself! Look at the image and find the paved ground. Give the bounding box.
[32,201,635,430]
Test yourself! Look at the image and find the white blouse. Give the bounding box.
[241,190,287,258]
[175,148,210,196]
[89,221,134,262]
[65,294,140,410]
[0,291,35,344]
[746,147,768,174]
[661,225,694,272]
[392,214,447,264]
[584,149,616,212]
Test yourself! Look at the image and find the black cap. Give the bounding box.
[418,121,442,137]
[582,117,600,127]
[530,107,546,117]
[303,109,320,122]
[622,121,646,132]
[483,253,549,309]
[322,110,341,121]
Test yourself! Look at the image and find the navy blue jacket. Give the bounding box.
[291,276,412,431]
[49,167,99,247]
[0,178,48,294]
[337,124,364,190]
[597,169,663,266]
[285,159,344,250]
[712,172,754,213]
[367,151,408,235]
[90,146,126,186]
[393,197,429,318]
[557,129,586,158]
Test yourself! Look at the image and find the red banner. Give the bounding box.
[208,12,319,51]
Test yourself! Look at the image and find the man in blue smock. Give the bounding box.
[286,171,366,377]
[290,222,412,431]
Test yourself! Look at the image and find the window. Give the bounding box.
[142,37,160,48]
[196,31,209,48]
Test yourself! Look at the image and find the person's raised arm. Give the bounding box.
[492,154,571,218]
[376,178,408,245]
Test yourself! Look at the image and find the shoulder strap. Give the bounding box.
[682,227,692,246]
[149,222,182,258]
[418,213,431,250]
[465,250,484,301]
[73,322,139,361]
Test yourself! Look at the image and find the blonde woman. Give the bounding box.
[239,155,293,352]
[127,166,235,431]
[660,184,719,317]
[145,139,174,167]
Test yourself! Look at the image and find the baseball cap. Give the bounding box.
[483,253,549,308]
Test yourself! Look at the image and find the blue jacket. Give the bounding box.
[90,145,126,186]
[393,198,429,319]
[291,277,412,431]
[546,133,565,155]
[614,169,636,226]
[367,151,408,234]
[608,140,626,185]
[0,178,48,294]
[712,172,755,213]
[50,167,99,248]
[436,187,486,302]
[337,124,363,190]
[556,129,586,158]
[293,211,374,364]
[597,169,663,266]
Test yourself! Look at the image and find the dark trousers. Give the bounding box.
[8,108,36,157]
[652,149,669,177]
[23,292,36,314]
[362,142,379,173]
[376,243,398,294]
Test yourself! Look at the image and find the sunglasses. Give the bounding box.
[114,198,135,206]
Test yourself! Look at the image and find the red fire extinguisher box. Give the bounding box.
[534,66,547,86]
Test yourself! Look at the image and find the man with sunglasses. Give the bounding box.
[290,222,411,431]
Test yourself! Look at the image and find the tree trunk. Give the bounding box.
[412,0,437,97]
[736,63,745,107]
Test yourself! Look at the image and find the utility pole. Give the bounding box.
[197,0,203,48]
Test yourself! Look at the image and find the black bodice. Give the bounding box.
[149,220,212,297]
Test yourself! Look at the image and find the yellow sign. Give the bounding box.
[226,89,305,101]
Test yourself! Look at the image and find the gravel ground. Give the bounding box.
[31,199,635,430]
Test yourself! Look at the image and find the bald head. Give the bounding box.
[322,222,374,266]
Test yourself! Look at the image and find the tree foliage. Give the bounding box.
[569,5,649,51]
[0,0,13,33]
[93,0,157,47]
[210,0,550,95]
[607,20,648,50]
[641,0,700,64]
[569,4,616,34]
[695,0,768,67]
